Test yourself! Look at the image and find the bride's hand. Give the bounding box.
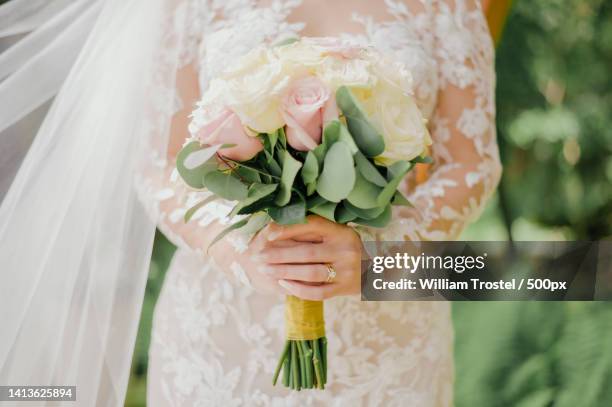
[257,215,363,300]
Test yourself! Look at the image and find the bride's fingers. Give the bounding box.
[278,279,337,301]
[263,215,333,242]
[260,243,333,264]
[261,264,329,283]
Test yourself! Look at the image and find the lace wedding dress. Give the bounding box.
[141,1,501,405]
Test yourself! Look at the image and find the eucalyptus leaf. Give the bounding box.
[411,155,433,164]
[322,120,341,146]
[344,201,385,220]
[306,195,327,209]
[242,211,272,235]
[316,142,356,202]
[176,141,218,189]
[268,201,306,225]
[203,171,248,201]
[392,190,413,207]
[183,143,222,170]
[278,127,287,148]
[306,182,317,196]
[301,151,319,185]
[378,161,412,206]
[355,151,387,187]
[347,170,383,209]
[231,183,278,216]
[234,165,261,183]
[352,204,392,228]
[208,218,249,250]
[309,201,337,222]
[336,86,385,157]
[338,122,359,155]
[275,150,302,206]
[184,195,218,223]
[335,204,358,223]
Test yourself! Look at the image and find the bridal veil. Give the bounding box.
[0,0,186,404]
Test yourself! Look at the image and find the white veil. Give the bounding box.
[0,0,185,404]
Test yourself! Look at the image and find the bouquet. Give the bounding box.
[176,37,432,390]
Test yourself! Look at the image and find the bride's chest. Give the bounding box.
[190,0,439,118]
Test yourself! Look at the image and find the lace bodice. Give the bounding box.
[141,1,499,405]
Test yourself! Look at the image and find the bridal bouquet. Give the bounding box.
[176,37,431,390]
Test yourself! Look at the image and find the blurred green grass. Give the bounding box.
[126,0,612,405]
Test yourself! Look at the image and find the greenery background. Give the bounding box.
[125,0,612,405]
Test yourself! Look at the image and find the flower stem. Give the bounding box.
[272,340,290,386]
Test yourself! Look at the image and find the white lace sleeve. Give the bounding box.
[358,0,502,242]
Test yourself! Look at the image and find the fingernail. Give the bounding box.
[278,280,292,290]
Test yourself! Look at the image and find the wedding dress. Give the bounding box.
[0,0,499,405]
[141,1,502,406]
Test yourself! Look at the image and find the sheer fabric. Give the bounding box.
[143,0,501,405]
[0,0,189,405]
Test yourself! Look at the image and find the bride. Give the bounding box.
[0,0,500,406]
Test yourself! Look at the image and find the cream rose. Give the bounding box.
[370,84,431,164]
[220,48,289,133]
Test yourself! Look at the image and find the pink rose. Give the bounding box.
[196,108,263,161]
[281,76,338,151]
[304,37,363,59]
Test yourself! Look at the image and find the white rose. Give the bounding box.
[219,48,289,133]
[370,83,431,164]
[316,56,375,90]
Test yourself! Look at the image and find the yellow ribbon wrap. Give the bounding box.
[285,295,325,340]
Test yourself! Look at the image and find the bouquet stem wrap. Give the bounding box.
[273,295,327,390]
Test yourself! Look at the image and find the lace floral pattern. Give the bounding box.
[143,0,501,405]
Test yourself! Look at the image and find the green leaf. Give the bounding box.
[184,195,218,223]
[203,171,248,201]
[208,218,249,250]
[267,130,278,153]
[386,160,413,180]
[176,141,218,189]
[231,183,278,216]
[309,201,337,222]
[278,127,287,148]
[301,151,319,185]
[392,190,412,207]
[316,142,356,202]
[338,122,359,155]
[263,151,282,177]
[234,165,261,183]
[378,161,413,206]
[241,212,271,235]
[411,155,433,164]
[275,150,302,206]
[347,170,383,209]
[355,151,387,187]
[336,86,385,157]
[306,195,327,209]
[306,182,317,196]
[344,201,386,220]
[353,204,392,227]
[336,204,358,223]
[268,201,307,225]
[322,120,341,146]
[182,143,222,169]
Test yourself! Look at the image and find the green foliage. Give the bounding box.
[495,0,612,239]
[454,302,612,407]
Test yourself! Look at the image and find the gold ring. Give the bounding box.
[326,264,336,283]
